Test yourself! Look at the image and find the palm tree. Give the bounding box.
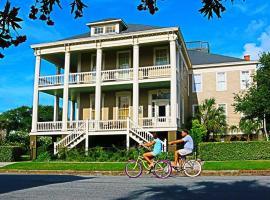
[239,118,261,141]
[195,98,227,141]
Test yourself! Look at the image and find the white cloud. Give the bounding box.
[243,26,270,60]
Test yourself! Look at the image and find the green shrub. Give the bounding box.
[35,151,52,162]
[0,146,23,161]
[190,119,207,145]
[199,141,270,161]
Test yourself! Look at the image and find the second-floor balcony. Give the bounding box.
[38,64,171,88]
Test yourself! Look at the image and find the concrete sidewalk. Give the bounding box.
[0,162,16,168]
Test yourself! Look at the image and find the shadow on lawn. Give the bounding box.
[116,179,270,200]
[0,174,93,194]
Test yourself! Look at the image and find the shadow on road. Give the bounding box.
[116,180,270,200]
[0,174,93,194]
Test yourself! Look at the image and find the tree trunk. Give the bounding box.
[263,115,269,141]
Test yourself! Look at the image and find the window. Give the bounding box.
[192,104,199,117]
[155,48,169,65]
[218,104,227,116]
[117,96,130,120]
[94,27,104,34]
[118,52,130,69]
[216,72,227,91]
[192,74,202,92]
[240,71,250,89]
[106,25,115,33]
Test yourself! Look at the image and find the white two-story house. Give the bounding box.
[30,18,191,158]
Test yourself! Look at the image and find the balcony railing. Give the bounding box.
[38,65,171,87]
[139,65,171,80]
[36,117,172,132]
[39,75,64,87]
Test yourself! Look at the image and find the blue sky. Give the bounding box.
[0,0,270,112]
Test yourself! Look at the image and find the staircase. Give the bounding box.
[128,119,167,152]
[53,118,167,155]
[54,121,87,155]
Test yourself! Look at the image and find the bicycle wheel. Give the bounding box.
[125,160,143,178]
[153,160,172,179]
[183,160,202,177]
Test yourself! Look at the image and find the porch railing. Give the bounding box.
[69,72,96,84]
[139,117,172,128]
[39,75,64,87]
[101,68,133,82]
[37,121,62,131]
[139,65,171,80]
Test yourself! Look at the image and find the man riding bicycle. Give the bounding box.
[168,129,194,167]
[140,132,162,169]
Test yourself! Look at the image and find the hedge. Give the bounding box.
[0,146,23,162]
[198,141,270,161]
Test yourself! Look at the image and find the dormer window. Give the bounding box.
[106,25,116,33]
[94,27,104,34]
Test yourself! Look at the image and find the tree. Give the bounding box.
[0,105,57,135]
[195,98,227,141]
[0,0,243,58]
[234,52,270,140]
[239,118,261,141]
[190,119,207,145]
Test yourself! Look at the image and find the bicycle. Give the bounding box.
[125,145,172,179]
[169,151,202,177]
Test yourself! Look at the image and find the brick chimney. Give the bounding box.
[244,55,251,61]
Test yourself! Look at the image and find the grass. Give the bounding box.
[1,160,270,171]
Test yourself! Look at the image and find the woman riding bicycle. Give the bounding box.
[140,132,162,169]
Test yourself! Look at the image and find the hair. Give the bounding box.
[182,129,189,134]
[152,132,159,139]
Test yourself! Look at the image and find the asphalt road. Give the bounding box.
[0,174,270,200]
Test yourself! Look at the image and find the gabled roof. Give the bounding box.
[59,24,165,41]
[188,50,244,65]
[89,18,121,24]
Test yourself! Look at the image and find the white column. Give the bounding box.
[95,48,102,121]
[76,95,81,120]
[31,54,41,132]
[85,135,89,155]
[53,67,60,122]
[53,96,59,121]
[69,100,75,122]
[133,44,139,126]
[62,51,70,131]
[170,39,177,127]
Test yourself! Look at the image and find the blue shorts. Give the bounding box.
[151,151,160,157]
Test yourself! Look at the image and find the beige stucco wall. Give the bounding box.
[189,65,256,127]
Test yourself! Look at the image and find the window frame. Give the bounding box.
[192,74,202,93]
[240,70,251,90]
[216,71,227,91]
[192,104,199,117]
[94,26,104,35]
[153,47,169,66]
[116,50,131,69]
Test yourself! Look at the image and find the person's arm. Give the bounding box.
[168,139,184,145]
[141,140,155,147]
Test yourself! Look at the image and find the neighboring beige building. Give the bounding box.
[29,18,257,158]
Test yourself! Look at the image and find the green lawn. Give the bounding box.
[1,160,270,171]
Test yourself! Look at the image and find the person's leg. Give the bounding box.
[173,150,179,167]
[143,152,154,167]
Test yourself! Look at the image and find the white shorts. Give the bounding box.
[177,149,192,156]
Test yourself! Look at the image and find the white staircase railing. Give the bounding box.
[54,121,87,155]
[128,118,167,152]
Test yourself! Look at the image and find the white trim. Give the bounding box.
[91,53,105,71]
[216,71,227,91]
[153,46,169,66]
[116,50,131,69]
[148,89,170,118]
[192,61,258,69]
[87,19,124,27]
[31,27,179,49]
[89,94,105,120]
[192,73,202,93]
[189,64,256,74]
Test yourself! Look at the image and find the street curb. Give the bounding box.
[0,169,270,176]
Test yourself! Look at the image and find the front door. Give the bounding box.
[153,100,170,126]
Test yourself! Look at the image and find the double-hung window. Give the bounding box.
[216,72,227,91]
[155,48,169,65]
[192,74,202,92]
[240,71,250,90]
[106,25,115,33]
[94,27,104,34]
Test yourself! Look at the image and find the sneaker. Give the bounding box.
[147,166,154,174]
